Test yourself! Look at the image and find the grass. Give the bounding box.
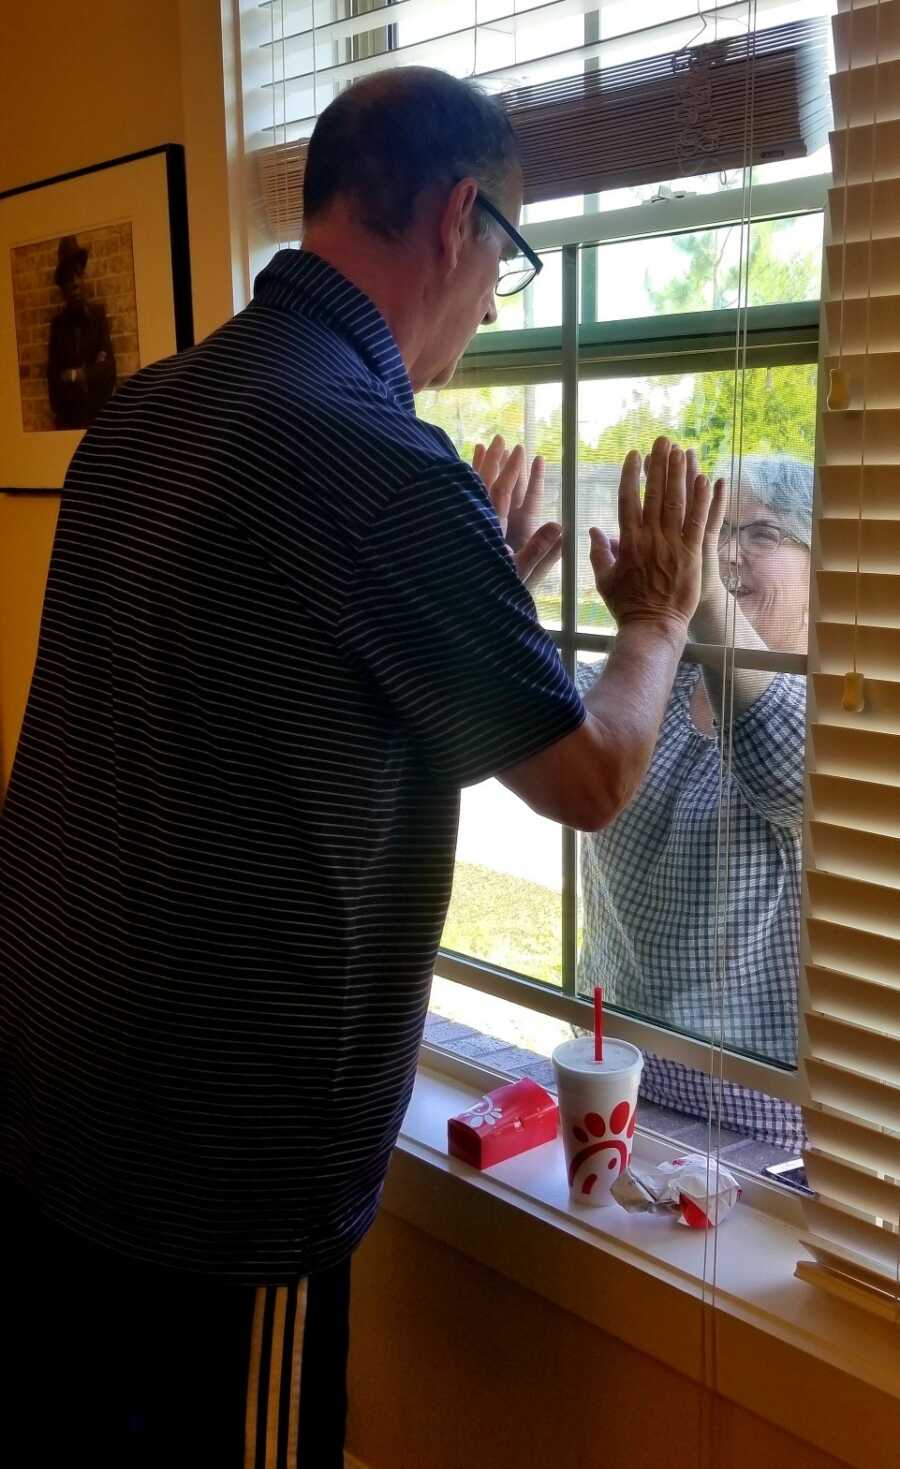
[534,595,615,631]
[440,861,563,986]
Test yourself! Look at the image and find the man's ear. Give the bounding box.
[438,178,480,275]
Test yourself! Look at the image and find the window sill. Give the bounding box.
[383,1061,900,1469]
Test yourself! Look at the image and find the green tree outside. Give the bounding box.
[645,216,820,314]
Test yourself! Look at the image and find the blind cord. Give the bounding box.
[699,9,759,1463]
[852,0,882,690]
[829,0,856,405]
[269,0,279,245]
[860,1,900,1328]
[280,0,289,247]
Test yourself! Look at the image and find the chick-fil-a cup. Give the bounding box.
[552,1036,642,1206]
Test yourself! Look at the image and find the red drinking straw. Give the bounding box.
[594,986,604,1063]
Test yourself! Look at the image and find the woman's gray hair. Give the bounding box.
[714,454,814,548]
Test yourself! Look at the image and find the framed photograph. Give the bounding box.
[0,145,193,493]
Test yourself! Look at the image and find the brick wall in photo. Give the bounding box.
[11,222,141,433]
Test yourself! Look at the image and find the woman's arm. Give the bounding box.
[686,451,774,723]
[726,673,808,827]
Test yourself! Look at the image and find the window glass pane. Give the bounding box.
[417,383,564,985]
[596,0,830,52]
[415,382,563,630]
[426,976,569,1091]
[576,365,817,650]
[480,249,562,334]
[441,782,562,986]
[581,215,824,323]
[517,149,831,236]
[575,652,807,1155]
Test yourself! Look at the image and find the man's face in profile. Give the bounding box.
[417,170,524,392]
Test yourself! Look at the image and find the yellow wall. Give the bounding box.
[2,5,184,196]
[0,497,59,784]
[1,2,201,787]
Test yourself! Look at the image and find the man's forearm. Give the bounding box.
[582,616,687,806]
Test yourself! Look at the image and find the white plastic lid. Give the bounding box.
[552,1036,642,1077]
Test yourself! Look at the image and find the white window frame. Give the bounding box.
[424,177,829,1110]
[223,1,831,1114]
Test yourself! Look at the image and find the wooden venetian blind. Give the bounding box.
[799,0,900,1322]
[504,17,830,205]
[251,1,830,243]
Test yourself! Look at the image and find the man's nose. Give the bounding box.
[482,294,498,327]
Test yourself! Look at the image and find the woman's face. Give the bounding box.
[718,494,811,652]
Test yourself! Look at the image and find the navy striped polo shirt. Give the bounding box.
[0,250,584,1281]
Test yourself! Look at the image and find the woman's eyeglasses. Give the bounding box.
[718,521,805,557]
[475,192,543,298]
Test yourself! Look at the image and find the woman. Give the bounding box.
[578,454,812,1150]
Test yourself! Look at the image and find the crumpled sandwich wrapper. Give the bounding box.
[611,1152,742,1228]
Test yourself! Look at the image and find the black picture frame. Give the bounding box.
[0,144,193,495]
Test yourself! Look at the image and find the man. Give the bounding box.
[47,233,117,429]
[0,68,712,1466]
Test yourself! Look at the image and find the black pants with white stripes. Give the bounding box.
[3,1184,351,1468]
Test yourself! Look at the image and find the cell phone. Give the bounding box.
[762,1156,811,1193]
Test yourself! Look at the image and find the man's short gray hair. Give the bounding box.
[303,67,521,242]
[714,454,814,548]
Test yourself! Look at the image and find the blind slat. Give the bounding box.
[816,624,900,681]
[799,1236,900,1296]
[263,0,819,92]
[259,0,614,57]
[805,1198,900,1279]
[831,56,900,129]
[810,821,900,885]
[807,869,900,942]
[821,405,900,462]
[826,178,900,241]
[807,964,900,1032]
[813,672,900,733]
[831,116,900,187]
[816,570,900,629]
[808,1057,900,1129]
[824,297,900,354]
[808,916,900,986]
[260,0,455,52]
[806,1108,900,1175]
[818,463,900,519]
[819,519,900,569]
[806,1009,900,1084]
[806,1146,900,1221]
[821,351,900,410]
[833,0,900,70]
[810,776,900,839]
[825,240,900,299]
[811,723,900,785]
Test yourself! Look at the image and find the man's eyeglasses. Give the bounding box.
[718,521,805,557]
[476,191,543,298]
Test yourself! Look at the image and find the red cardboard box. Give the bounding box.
[448,1079,559,1170]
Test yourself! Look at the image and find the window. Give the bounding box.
[421,215,819,1169]
[237,0,835,288]
[232,0,868,1195]
[410,143,825,1166]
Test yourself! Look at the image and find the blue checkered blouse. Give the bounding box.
[577,661,806,1150]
